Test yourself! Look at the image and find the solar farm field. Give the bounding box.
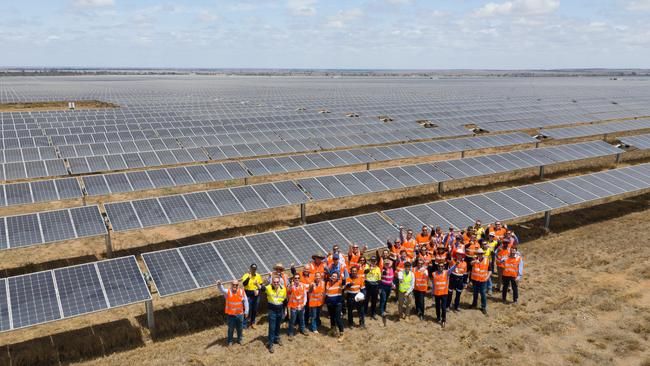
[0,75,649,366]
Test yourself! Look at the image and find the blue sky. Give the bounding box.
[1,0,649,69]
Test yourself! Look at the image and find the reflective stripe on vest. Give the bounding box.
[497,249,509,268]
[309,282,325,307]
[470,258,489,282]
[366,266,381,282]
[451,261,467,276]
[225,288,245,315]
[414,268,428,292]
[288,283,306,309]
[346,276,364,294]
[399,271,413,293]
[503,257,521,277]
[433,271,449,296]
[266,285,287,305]
[326,280,342,297]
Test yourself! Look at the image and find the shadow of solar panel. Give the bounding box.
[132,199,169,228]
[105,202,142,232]
[142,249,197,297]
[9,272,61,329]
[40,210,76,243]
[331,217,383,251]
[231,186,268,211]
[208,189,245,215]
[7,213,43,248]
[275,227,326,265]
[96,256,151,307]
[54,264,107,317]
[404,204,453,229]
[447,197,497,223]
[304,222,348,251]
[273,181,309,204]
[5,183,32,206]
[252,183,290,208]
[159,195,196,223]
[426,201,473,229]
[245,233,296,271]
[213,237,267,274]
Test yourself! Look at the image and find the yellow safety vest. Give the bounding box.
[366,266,381,282]
[265,285,287,305]
[399,272,413,293]
[241,273,263,291]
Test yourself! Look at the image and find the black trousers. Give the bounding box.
[327,302,344,332]
[413,290,426,317]
[364,282,379,316]
[447,275,464,309]
[434,295,447,322]
[502,276,518,302]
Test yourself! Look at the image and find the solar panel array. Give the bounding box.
[142,161,650,297]
[0,177,82,207]
[0,256,151,332]
[619,133,650,149]
[142,212,397,296]
[0,206,106,250]
[542,118,650,139]
[103,140,622,232]
[0,158,68,181]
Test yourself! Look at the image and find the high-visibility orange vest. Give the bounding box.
[225,288,245,315]
[300,272,314,286]
[432,270,449,296]
[309,281,325,307]
[403,239,416,259]
[466,242,480,258]
[349,252,361,264]
[416,233,430,245]
[288,283,307,309]
[306,262,326,276]
[345,276,365,294]
[503,256,521,278]
[450,260,467,276]
[326,279,342,297]
[414,268,429,292]
[496,249,509,269]
[490,227,507,240]
[391,245,402,256]
[471,258,490,282]
[434,252,447,265]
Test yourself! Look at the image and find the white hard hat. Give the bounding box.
[354,292,365,303]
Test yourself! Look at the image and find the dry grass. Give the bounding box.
[0,100,119,112]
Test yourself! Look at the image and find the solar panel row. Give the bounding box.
[0,256,151,332]
[620,133,650,149]
[0,159,68,181]
[542,118,650,139]
[0,178,82,207]
[0,206,106,250]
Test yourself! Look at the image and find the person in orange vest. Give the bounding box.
[416,225,431,246]
[325,271,345,339]
[217,280,249,346]
[399,227,417,260]
[500,247,524,304]
[433,244,448,272]
[348,244,367,265]
[470,249,490,315]
[432,259,456,328]
[447,250,467,312]
[488,221,507,241]
[290,264,314,327]
[287,273,308,338]
[465,238,481,285]
[388,237,403,257]
[412,257,429,320]
[494,241,510,292]
[344,265,366,328]
[308,272,325,333]
[305,253,327,277]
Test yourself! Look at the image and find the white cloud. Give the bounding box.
[72,0,114,8]
[287,0,317,16]
[625,0,650,11]
[474,0,559,17]
[326,8,363,28]
[386,0,414,4]
[198,10,218,23]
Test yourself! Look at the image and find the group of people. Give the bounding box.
[216,220,524,353]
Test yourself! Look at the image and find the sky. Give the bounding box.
[1,0,650,69]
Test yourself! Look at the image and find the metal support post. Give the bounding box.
[366,162,370,171]
[535,141,540,148]
[544,211,551,230]
[615,153,621,164]
[146,300,155,331]
[603,133,608,141]
[244,177,248,185]
[300,203,306,225]
[539,165,545,179]
[461,150,465,158]
[82,195,87,207]
[437,181,444,194]
[104,233,113,258]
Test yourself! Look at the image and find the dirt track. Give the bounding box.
[74,198,650,366]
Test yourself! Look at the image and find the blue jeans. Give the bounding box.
[244,291,260,326]
[227,314,243,344]
[379,283,392,316]
[267,305,283,346]
[309,306,322,331]
[288,308,305,335]
[471,280,488,310]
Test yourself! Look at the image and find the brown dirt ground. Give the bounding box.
[0,100,119,112]
[2,193,646,366]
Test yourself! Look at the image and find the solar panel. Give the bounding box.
[167,167,195,186]
[40,210,76,243]
[534,182,584,205]
[499,188,552,213]
[30,180,58,203]
[126,171,155,191]
[447,197,497,223]
[54,263,107,317]
[0,219,7,250]
[180,243,234,287]
[83,176,110,196]
[184,191,221,219]
[208,189,245,215]
[185,165,213,183]
[55,178,82,199]
[465,194,517,221]
[298,178,334,200]
[148,169,175,188]
[383,208,424,231]
[142,249,198,297]
[252,183,290,208]
[404,204,453,229]
[368,170,404,189]
[330,217,383,251]
[223,162,249,179]
[275,227,326,265]
[518,185,567,209]
[272,181,309,204]
[105,174,133,194]
[158,195,196,223]
[5,183,32,206]
[304,221,348,251]
[335,173,372,194]
[426,201,474,229]
[245,232,297,270]
[231,186,268,211]
[213,237,268,274]
[105,202,142,231]
[8,271,61,329]
[132,199,169,228]
[6,213,43,248]
[96,256,151,307]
